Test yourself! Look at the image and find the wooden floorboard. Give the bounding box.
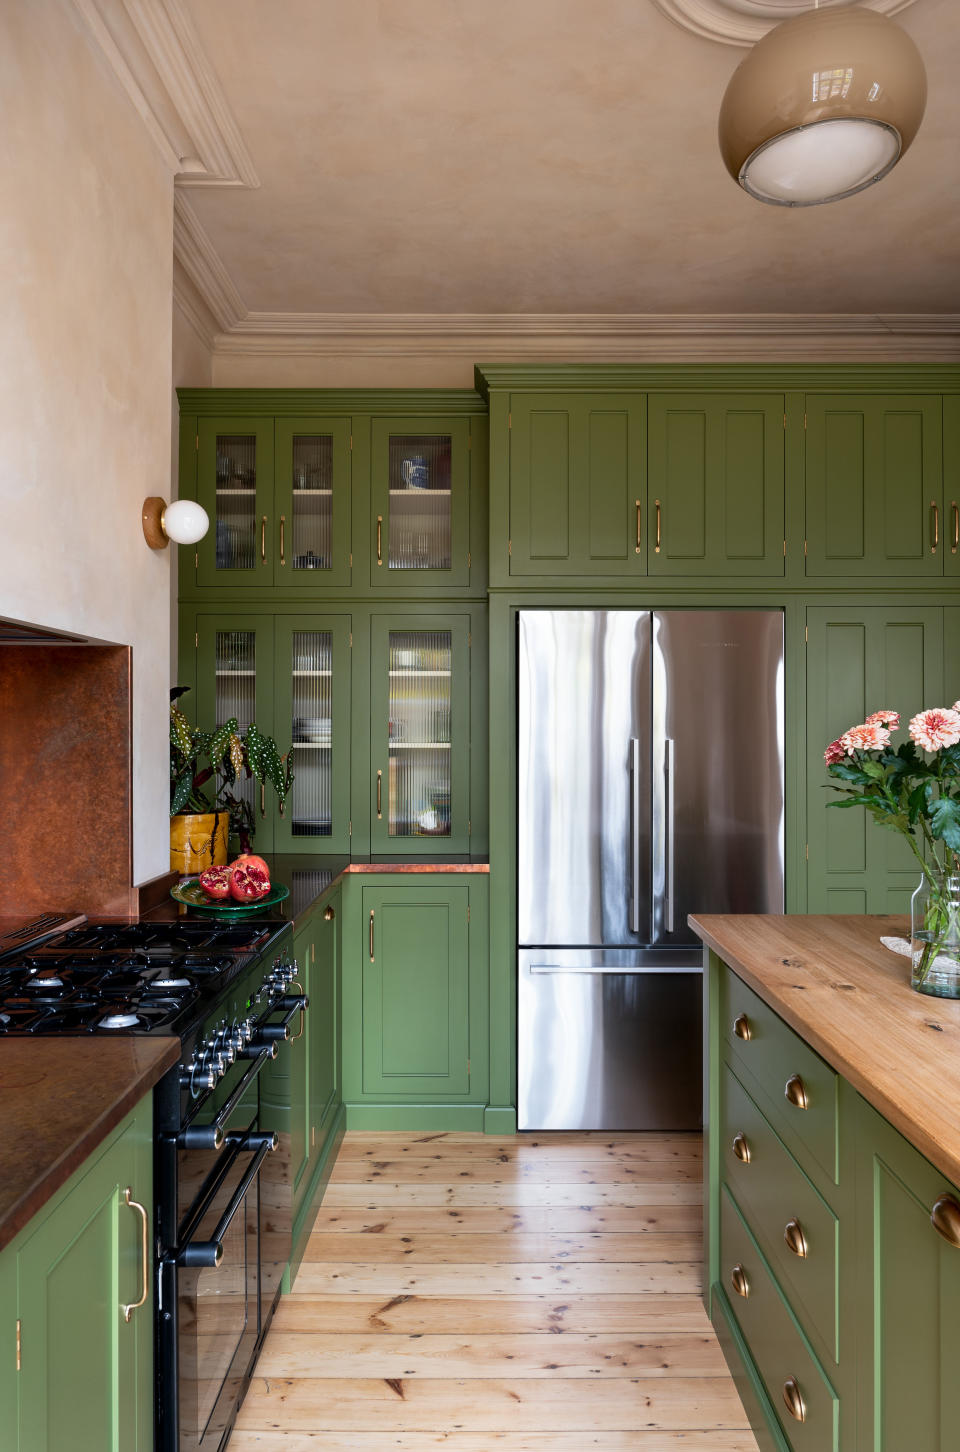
[234,1130,758,1450]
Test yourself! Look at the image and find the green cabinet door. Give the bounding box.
[310,888,341,1159]
[273,614,352,852]
[15,1099,153,1452]
[805,395,944,577]
[192,612,277,854]
[806,606,943,913]
[508,393,646,576]
[855,1095,960,1452]
[0,1238,17,1451]
[369,613,472,855]
[647,394,785,576]
[194,416,276,590]
[359,882,471,1097]
[944,396,960,579]
[369,417,472,590]
[274,417,353,588]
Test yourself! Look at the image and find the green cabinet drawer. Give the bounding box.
[720,1186,839,1452]
[721,1064,839,1363]
[721,967,839,1185]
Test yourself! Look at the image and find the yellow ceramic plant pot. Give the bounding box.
[170,811,229,875]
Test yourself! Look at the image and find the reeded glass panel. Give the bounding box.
[387,434,452,569]
[388,630,451,837]
[215,631,256,820]
[291,631,333,837]
[291,435,333,572]
[215,435,256,570]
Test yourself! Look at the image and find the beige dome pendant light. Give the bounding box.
[718,2,927,205]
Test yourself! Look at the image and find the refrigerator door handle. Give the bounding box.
[630,737,641,935]
[529,964,702,976]
[665,737,676,934]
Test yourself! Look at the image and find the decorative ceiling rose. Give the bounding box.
[653,0,918,47]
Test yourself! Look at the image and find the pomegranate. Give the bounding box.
[230,853,270,880]
[229,863,271,902]
[198,865,233,901]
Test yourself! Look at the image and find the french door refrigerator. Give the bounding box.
[517,609,784,1130]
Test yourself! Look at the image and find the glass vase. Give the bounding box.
[910,872,960,998]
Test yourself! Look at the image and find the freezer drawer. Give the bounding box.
[517,949,703,1131]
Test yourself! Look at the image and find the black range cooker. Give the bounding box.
[0,916,306,1452]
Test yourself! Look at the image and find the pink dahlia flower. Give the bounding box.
[865,709,900,729]
[824,739,846,765]
[909,708,960,753]
[840,722,891,754]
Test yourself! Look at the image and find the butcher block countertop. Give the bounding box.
[690,913,960,1189]
[0,1037,179,1253]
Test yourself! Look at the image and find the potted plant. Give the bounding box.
[169,687,294,874]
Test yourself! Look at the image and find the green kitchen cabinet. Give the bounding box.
[274,417,354,589]
[369,416,475,591]
[194,415,276,590]
[341,873,489,1123]
[805,605,943,914]
[647,393,785,576]
[1,1097,153,1452]
[310,885,341,1162]
[805,395,945,578]
[944,395,960,579]
[507,393,647,577]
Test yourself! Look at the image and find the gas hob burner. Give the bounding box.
[99,1011,141,1030]
[23,971,65,991]
[151,976,192,991]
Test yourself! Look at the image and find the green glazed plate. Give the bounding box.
[171,879,290,915]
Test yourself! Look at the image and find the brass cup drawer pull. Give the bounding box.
[930,1193,960,1248]
[732,1132,751,1164]
[122,1187,149,1323]
[733,1013,752,1041]
[784,1217,808,1259]
[785,1074,809,1109]
[730,1262,750,1299]
[782,1375,807,1424]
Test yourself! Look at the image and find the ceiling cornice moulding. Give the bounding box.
[652,0,918,47]
[67,0,258,185]
[173,196,246,332]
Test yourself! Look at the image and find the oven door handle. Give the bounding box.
[174,1131,277,1269]
[254,994,309,1044]
[178,1044,277,1151]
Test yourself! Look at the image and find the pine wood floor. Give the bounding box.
[232,1130,759,1451]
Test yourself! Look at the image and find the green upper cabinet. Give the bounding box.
[647,394,785,576]
[274,418,353,589]
[944,395,960,578]
[507,393,647,577]
[805,395,944,577]
[855,1094,960,1452]
[273,613,352,852]
[195,416,276,590]
[369,417,473,591]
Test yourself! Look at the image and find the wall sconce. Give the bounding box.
[142,497,209,550]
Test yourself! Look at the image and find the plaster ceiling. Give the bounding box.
[170,0,958,328]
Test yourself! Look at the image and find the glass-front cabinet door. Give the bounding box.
[195,418,275,589]
[274,419,352,588]
[370,614,471,854]
[370,418,471,590]
[273,615,352,852]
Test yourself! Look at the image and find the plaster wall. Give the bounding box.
[171,300,213,685]
[0,0,174,884]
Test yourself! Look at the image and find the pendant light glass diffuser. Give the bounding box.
[718,5,926,206]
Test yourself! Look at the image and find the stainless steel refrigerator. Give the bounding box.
[517,609,784,1131]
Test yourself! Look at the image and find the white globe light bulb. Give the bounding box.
[163,499,209,545]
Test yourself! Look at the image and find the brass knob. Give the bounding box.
[323,905,335,922]
[785,1074,809,1110]
[782,1376,806,1424]
[784,1217,808,1259]
[733,1013,752,1041]
[732,1132,751,1164]
[730,1263,749,1299]
[930,1194,960,1248]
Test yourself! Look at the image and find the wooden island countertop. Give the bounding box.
[690,913,960,1189]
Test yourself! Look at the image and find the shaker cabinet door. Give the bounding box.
[274,418,353,589]
[369,417,472,590]
[194,417,276,590]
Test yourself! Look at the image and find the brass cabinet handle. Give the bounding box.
[369,909,375,962]
[785,1074,809,1110]
[784,1217,808,1259]
[279,514,286,566]
[377,514,383,566]
[261,514,267,563]
[733,1013,752,1041]
[376,768,383,819]
[260,783,266,819]
[324,904,335,922]
[952,501,959,554]
[122,1187,149,1323]
[635,499,642,554]
[730,1263,750,1299]
[732,1132,751,1164]
[930,500,940,553]
[782,1376,806,1424]
[930,1193,960,1247]
[655,499,662,553]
